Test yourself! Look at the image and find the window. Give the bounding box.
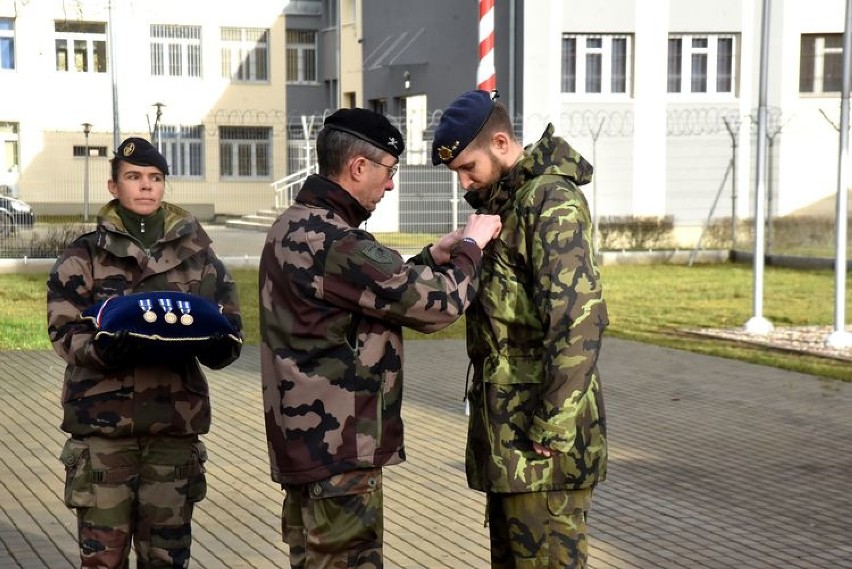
[219,126,271,178]
[55,21,107,73]
[150,25,201,77]
[0,123,19,183]
[561,34,631,95]
[73,146,108,157]
[667,34,736,95]
[0,18,14,70]
[160,125,204,178]
[221,27,268,82]
[286,29,317,84]
[800,34,843,94]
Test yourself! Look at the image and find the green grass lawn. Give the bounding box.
[9,263,851,381]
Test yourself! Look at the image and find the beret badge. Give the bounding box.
[438,141,460,163]
[122,142,136,157]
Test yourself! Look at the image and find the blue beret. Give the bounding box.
[324,108,405,158]
[115,137,169,175]
[431,90,495,166]
[82,291,240,357]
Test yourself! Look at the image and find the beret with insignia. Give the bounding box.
[323,108,405,158]
[115,137,170,175]
[431,89,496,166]
[82,291,241,359]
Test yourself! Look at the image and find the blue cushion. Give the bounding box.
[82,291,241,347]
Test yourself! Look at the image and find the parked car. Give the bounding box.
[0,195,36,236]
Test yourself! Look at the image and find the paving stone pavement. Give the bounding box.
[1,338,851,568]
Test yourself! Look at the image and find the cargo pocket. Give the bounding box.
[306,468,383,555]
[186,440,208,503]
[59,439,95,509]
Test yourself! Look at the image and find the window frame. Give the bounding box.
[150,24,202,78]
[0,18,15,71]
[221,27,269,82]
[219,126,272,180]
[667,33,738,97]
[54,21,107,74]
[160,125,205,179]
[799,33,843,96]
[561,33,632,98]
[286,28,318,85]
[559,32,633,99]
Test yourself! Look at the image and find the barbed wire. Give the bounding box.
[284,106,788,141]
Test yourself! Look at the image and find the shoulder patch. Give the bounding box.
[358,242,396,266]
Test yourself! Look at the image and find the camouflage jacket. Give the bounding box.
[463,124,609,493]
[47,200,241,438]
[259,174,482,485]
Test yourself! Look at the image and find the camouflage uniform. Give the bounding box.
[259,173,482,567]
[48,200,241,568]
[463,125,608,568]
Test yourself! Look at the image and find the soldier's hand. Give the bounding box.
[532,441,560,458]
[196,332,240,370]
[94,330,140,369]
[461,213,502,249]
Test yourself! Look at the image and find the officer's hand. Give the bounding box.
[429,227,464,264]
[461,213,502,249]
[94,330,139,369]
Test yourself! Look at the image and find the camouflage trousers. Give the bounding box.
[281,467,384,569]
[486,488,593,569]
[59,435,207,568]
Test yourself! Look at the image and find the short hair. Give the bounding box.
[470,101,516,151]
[316,129,388,177]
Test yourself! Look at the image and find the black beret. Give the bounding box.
[432,90,495,166]
[115,137,169,175]
[323,108,405,158]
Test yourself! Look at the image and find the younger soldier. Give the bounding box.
[48,137,242,568]
[432,90,609,569]
[259,108,501,568]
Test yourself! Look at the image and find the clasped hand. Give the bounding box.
[430,213,502,264]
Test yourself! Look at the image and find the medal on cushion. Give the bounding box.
[159,297,177,324]
[139,298,157,323]
[176,300,194,326]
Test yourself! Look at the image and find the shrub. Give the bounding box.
[0,224,88,259]
[598,215,674,250]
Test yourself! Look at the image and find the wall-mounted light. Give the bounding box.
[403,70,411,90]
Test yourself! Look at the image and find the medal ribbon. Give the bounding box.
[158,298,174,314]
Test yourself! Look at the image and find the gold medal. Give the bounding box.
[139,298,156,323]
[176,299,193,326]
[164,312,178,324]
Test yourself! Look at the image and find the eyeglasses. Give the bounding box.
[366,157,399,179]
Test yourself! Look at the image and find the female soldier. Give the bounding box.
[47,137,242,568]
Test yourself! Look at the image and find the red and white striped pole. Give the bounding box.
[477,0,496,92]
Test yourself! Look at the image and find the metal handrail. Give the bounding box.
[271,164,317,209]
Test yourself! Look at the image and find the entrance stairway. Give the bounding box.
[225,165,315,231]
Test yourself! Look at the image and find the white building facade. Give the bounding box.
[0,0,287,218]
[520,0,847,231]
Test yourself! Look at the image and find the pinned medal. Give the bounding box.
[139,298,157,323]
[177,300,194,326]
[158,298,177,324]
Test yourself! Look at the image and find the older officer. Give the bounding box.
[432,90,609,569]
[48,137,242,568]
[259,108,501,568]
